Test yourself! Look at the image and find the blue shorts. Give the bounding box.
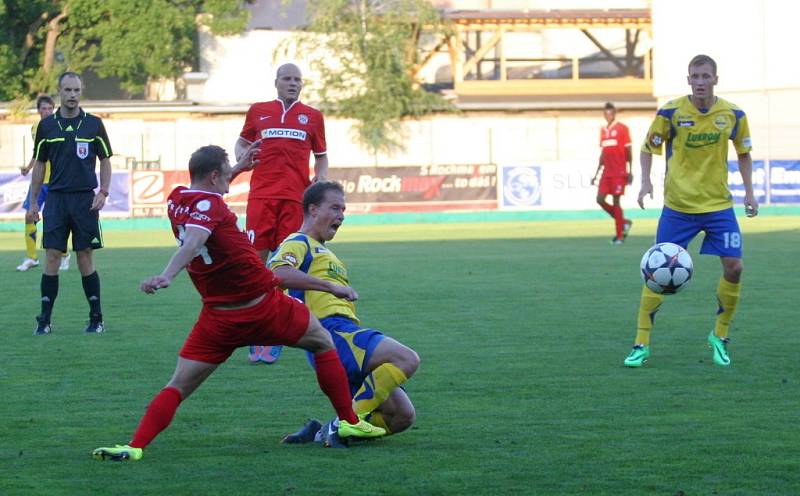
[306,315,385,396]
[656,206,742,258]
[22,184,49,210]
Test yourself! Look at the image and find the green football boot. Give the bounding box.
[707,331,731,366]
[623,344,650,367]
[92,444,143,461]
[337,419,385,439]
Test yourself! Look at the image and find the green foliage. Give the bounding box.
[0,0,251,100]
[288,0,453,155]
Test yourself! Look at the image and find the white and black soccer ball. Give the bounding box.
[640,242,693,294]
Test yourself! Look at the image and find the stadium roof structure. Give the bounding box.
[421,8,654,107]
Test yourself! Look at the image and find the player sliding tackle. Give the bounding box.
[93,144,383,462]
[270,181,420,448]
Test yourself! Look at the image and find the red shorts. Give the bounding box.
[179,288,310,364]
[598,176,627,196]
[246,199,304,252]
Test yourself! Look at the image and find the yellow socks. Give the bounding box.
[714,277,741,339]
[353,363,407,415]
[25,222,38,259]
[635,286,664,346]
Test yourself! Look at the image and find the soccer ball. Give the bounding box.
[640,242,693,294]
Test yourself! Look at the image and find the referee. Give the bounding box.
[27,72,113,335]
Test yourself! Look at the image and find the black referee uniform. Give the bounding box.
[32,107,112,334]
[34,109,112,251]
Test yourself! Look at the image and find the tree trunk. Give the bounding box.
[42,6,69,73]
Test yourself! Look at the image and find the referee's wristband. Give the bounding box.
[98,189,109,197]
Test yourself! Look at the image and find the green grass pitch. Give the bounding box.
[0,216,798,495]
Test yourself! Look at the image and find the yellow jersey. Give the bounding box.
[642,95,752,213]
[31,123,51,184]
[269,232,358,322]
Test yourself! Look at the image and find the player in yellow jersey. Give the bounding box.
[269,181,420,447]
[624,54,758,368]
[18,95,70,272]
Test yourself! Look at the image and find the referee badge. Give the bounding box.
[76,142,89,159]
[297,114,309,125]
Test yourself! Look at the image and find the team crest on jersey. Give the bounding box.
[714,115,729,130]
[297,114,309,125]
[648,133,663,147]
[196,200,211,211]
[76,142,89,159]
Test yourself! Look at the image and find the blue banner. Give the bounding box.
[0,171,130,218]
[767,160,800,203]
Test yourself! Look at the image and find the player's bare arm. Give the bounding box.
[233,137,252,163]
[231,139,262,180]
[141,226,211,294]
[91,157,112,211]
[591,156,603,185]
[272,265,359,301]
[626,145,634,184]
[738,152,759,217]
[26,160,47,223]
[313,154,329,182]
[21,157,35,176]
[637,150,654,209]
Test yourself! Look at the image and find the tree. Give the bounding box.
[283,0,453,155]
[0,0,252,101]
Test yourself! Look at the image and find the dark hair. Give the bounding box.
[688,54,717,75]
[189,145,228,182]
[36,95,54,109]
[303,181,344,214]
[604,102,615,110]
[58,71,82,88]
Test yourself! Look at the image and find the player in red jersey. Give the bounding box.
[591,102,633,244]
[92,144,383,462]
[235,63,329,364]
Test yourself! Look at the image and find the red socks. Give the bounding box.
[612,205,625,239]
[130,387,183,448]
[313,349,358,424]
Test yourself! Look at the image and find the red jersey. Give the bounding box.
[239,99,327,201]
[600,121,631,178]
[166,187,280,305]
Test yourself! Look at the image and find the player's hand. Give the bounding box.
[590,176,596,186]
[312,175,327,184]
[20,165,31,176]
[26,207,40,224]
[235,139,262,172]
[627,173,634,185]
[25,209,38,223]
[329,283,358,301]
[141,275,171,294]
[90,192,107,211]
[744,192,759,217]
[637,180,653,209]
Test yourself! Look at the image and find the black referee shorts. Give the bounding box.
[42,191,103,252]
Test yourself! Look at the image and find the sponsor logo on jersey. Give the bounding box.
[601,138,619,147]
[190,211,211,222]
[648,133,663,147]
[261,128,307,141]
[686,131,721,148]
[196,199,211,211]
[282,253,298,265]
[742,137,752,148]
[76,142,89,159]
[297,114,309,125]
